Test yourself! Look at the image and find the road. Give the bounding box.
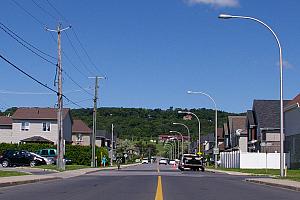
[0,163,299,200]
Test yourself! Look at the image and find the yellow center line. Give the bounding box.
[155,176,163,200]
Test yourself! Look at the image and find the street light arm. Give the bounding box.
[187,91,217,109]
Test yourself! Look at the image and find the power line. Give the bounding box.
[0,21,92,97]
[0,53,58,94]
[45,0,104,75]
[0,88,91,95]
[31,0,58,22]
[0,22,56,62]
[0,22,56,59]
[46,0,69,23]
[64,31,94,76]
[71,28,103,75]
[0,53,85,109]
[49,29,90,78]
[11,0,90,79]
[11,0,45,27]
[63,71,93,96]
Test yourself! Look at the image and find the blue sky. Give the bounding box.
[0,0,299,113]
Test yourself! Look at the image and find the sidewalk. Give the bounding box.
[206,168,300,192]
[246,178,300,191]
[0,162,141,188]
[206,168,253,176]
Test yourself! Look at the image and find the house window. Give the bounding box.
[21,122,30,131]
[76,133,82,144]
[42,122,51,132]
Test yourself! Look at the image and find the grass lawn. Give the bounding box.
[0,170,28,177]
[211,167,300,182]
[35,164,90,172]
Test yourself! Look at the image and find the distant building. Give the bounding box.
[72,119,92,146]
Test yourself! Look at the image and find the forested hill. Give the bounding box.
[0,107,240,139]
[70,107,239,139]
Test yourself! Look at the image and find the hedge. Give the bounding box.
[0,143,109,166]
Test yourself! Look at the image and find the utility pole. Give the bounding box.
[46,24,71,171]
[111,123,114,167]
[89,76,105,167]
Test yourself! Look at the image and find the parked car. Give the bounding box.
[142,158,149,164]
[178,154,205,172]
[36,148,56,164]
[0,150,47,167]
[36,148,72,165]
[159,158,168,165]
[169,160,176,165]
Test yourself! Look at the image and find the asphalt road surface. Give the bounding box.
[0,163,299,200]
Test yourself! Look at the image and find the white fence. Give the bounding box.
[220,151,290,169]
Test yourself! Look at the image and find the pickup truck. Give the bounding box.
[178,154,205,172]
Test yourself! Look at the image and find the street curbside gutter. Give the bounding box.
[245,179,300,192]
[0,177,62,188]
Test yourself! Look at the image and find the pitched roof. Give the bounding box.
[21,136,53,143]
[0,116,13,125]
[286,93,300,107]
[72,119,91,134]
[12,108,70,120]
[253,100,290,129]
[228,116,247,134]
[217,128,224,139]
[246,110,256,127]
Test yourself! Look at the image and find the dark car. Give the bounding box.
[178,154,205,172]
[0,150,47,167]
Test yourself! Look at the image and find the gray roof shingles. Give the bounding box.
[253,100,290,129]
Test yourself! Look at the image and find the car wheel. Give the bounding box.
[30,161,36,167]
[1,160,9,168]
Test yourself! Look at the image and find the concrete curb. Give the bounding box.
[245,179,300,192]
[0,177,62,188]
[205,168,252,176]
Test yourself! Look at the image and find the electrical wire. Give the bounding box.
[0,21,92,97]
[0,22,56,60]
[0,53,58,94]
[64,31,94,76]
[0,53,85,108]
[11,0,45,27]
[31,0,58,22]
[0,23,57,66]
[46,0,104,75]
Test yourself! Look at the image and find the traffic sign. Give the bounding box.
[213,148,219,155]
[197,152,202,155]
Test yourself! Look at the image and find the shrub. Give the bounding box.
[0,143,109,166]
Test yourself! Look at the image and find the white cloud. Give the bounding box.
[185,0,239,8]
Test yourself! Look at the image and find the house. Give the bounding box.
[284,93,300,169]
[72,119,92,146]
[0,107,72,144]
[96,130,117,149]
[228,116,247,152]
[246,100,290,153]
[222,122,230,149]
[0,116,13,142]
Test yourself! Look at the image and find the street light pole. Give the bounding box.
[219,14,284,177]
[178,111,201,154]
[173,122,190,153]
[165,144,173,160]
[187,91,218,168]
[166,143,174,160]
[170,130,184,158]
